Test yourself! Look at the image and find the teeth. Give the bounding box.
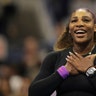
[75,30,86,34]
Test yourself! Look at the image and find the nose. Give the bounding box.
[76,21,84,28]
[76,24,84,28]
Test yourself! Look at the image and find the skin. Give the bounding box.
[67,52,96,73]
[65,9,96,74]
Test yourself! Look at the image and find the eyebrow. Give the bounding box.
[72,16,91,19]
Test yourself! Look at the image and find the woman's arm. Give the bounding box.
[28,52,64,96]
[29,72,63,96]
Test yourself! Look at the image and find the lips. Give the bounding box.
[74,30,87,34]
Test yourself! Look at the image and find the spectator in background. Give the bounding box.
[20,36,41,80]
[45,0,70,24]
[0,35,8,63]
[0,1,17,37]
[0,78,12,96]
[6,21,23,64]
[16,77,31,96]
[9,76,30,96]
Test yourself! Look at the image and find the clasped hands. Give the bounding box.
[65,52,96,75]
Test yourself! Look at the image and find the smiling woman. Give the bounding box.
[54,8,96,51]
[28,8,96,96]
[69,9,96,47]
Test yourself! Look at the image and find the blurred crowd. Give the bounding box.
[0,0,96,96]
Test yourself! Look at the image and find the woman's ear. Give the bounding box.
[94,24,96,32]
[69,30,71,33]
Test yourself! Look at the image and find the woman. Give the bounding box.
[29,8,96,96]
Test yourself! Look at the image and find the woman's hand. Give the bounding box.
[65,61,79,75]
[66,52,96,73]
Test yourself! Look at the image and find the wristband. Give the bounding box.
[57,66,69,79]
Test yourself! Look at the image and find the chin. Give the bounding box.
[75,39,91,45]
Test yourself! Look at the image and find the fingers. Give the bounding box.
[66,56,78,71]
[66,56,73,64]
[66,52,78,64]
[88,54,96,61]
[66,52,96,73]
[73,52,83,59]
[69,52,77,59]
[69,52,83,60]
[66,52,77,65]
[91,54,96,58]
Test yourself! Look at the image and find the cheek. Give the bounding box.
[87,26,94,34]
[69,26,74,32]
[87,23,94,29]
[70,32,75,39]
[87,31,94,38]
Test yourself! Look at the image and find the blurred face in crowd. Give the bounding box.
[69,9,96,44]
[23,36,40,67]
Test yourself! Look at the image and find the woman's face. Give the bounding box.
[69,9,96,44]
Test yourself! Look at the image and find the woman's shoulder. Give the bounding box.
[46,48,71,59]
[46,50,62,59]
[43,47,72,63]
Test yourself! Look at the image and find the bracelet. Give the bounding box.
[57,66,69,79]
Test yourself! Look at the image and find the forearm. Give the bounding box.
[28,72,63,96]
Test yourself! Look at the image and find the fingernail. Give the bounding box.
[75,52,78,54]
[67,55,69,58]
[69,52,72,54]
[66,58,68,61]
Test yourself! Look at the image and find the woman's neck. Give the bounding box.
[73,42,95,55]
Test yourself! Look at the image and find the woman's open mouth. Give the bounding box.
[74,30,87,37]
[75,30,87,34]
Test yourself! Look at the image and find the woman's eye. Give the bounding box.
[83,19,90,22]
[71,20,77,23]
